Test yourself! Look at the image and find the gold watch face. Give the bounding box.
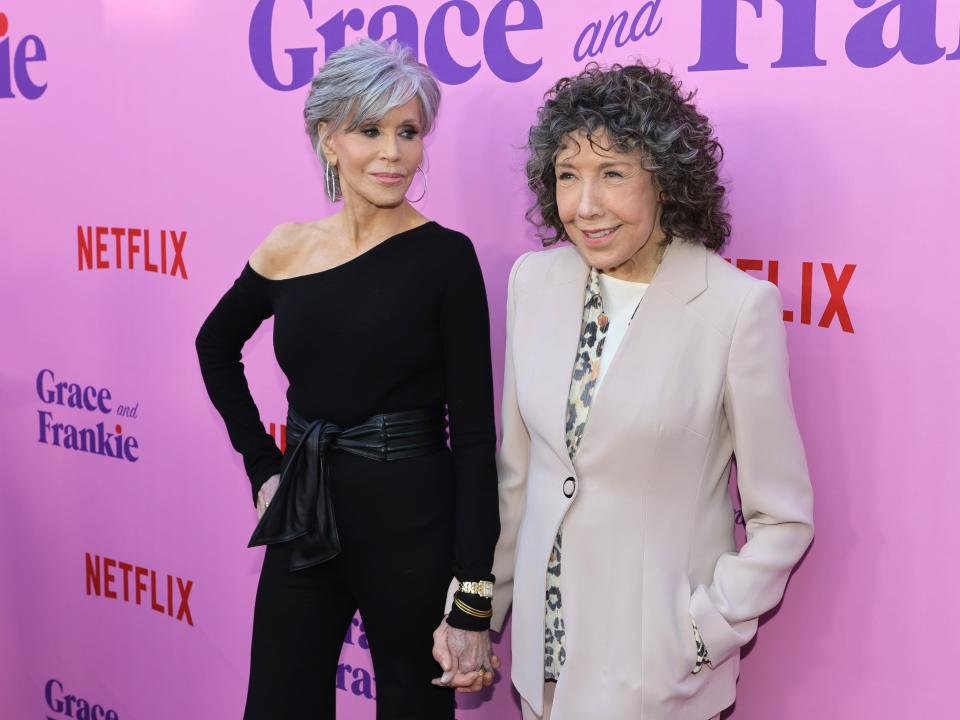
[460,581,493,598]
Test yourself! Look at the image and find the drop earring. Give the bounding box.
[408,165,427,203]
[319,144,338,202]
[325,163,338,202]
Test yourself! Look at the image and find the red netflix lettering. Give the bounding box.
[96,227,108,269]
[83,552,195,626]
[725,258,857,334]
[76,225,188,279]
[765,260,779,286]
[85,553,100,595]
[118,561,133,601]
[800,261,813,325]
[268,421,288,453]
[103,557,117,599]
[112,227,122,269]
[127,227,141,269]
[818,263,856,333]
[77,227,92,270]
[150,569,164,614]
[168,230,188,279]
[176,578,195,626]
[135,565,148,605]
[144,228,158,272]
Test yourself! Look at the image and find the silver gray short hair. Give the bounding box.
[304,39,441,200]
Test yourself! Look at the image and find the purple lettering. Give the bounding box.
[771,0,825,68]
[13,34,46,99]
[45,678,65,712]
[846,0,944,68]
[248,0,318,91]
[483,0,543,82]
[689,0,762,71]
[368,5,418,54]
[424,1,481,85]
[316,8,365,61]
[0,32,12,99]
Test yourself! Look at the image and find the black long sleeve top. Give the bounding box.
[195,222,499,628]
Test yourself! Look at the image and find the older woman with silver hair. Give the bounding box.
[196,39,499,719]
[488,63,815,719]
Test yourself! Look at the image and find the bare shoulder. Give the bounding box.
[248,220,334,280]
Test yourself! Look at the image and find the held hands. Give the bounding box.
[432,618,500,693]
[260,480,500,692]
[255,474,281,520]
[259,478,501,691]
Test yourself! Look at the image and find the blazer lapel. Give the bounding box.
[534,247,589,472]
[578,241,710,454]
[650,238,709,305]
[527,241,709,470]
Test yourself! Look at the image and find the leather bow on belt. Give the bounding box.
[248,405,447,571]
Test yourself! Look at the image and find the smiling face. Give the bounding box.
[321,97,424,209]
[554,129,666,281]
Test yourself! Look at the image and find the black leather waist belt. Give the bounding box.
[248,405,447,571]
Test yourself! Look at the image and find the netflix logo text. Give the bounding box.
[85,553,194,626]
[77,226,188,279]
[267,420,287,453]
[727,258,856,334]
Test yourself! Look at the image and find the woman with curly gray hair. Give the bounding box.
[487,63,814,719]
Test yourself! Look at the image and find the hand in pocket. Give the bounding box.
[256,474,281,520]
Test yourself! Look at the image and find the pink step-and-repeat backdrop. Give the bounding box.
[3,1,958,718]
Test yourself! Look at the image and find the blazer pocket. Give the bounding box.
[681,576,698,673]
[669,575,698,680]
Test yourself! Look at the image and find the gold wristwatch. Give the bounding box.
[458,580,494,598]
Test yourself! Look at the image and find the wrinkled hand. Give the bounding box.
[256,474,281,520]
[432,618,500,693]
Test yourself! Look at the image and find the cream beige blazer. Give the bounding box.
[488,240,814,720]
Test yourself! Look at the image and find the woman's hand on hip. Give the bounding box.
[255,474,280,520]
[431,617,500,692]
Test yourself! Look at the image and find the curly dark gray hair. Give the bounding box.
[525,62,731,250]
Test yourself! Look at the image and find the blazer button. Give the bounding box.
[562,476,576,498]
